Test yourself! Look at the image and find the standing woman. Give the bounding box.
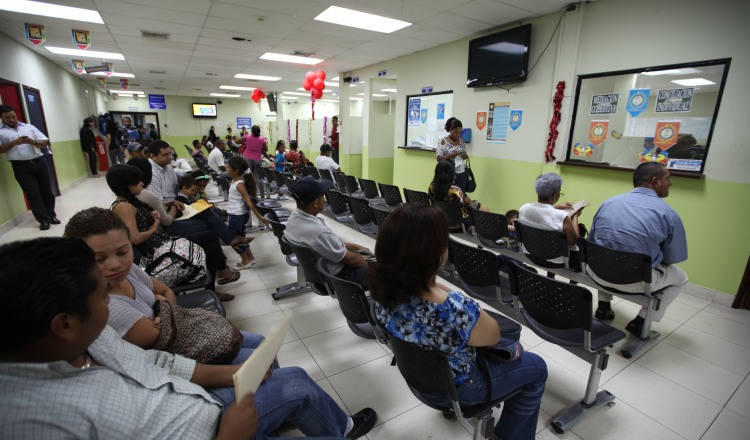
[208,125,217,143]
[436,117,468,192]
[80,117,99,177]
[241,125,268,199]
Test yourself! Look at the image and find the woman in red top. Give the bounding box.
[241,125,268,198]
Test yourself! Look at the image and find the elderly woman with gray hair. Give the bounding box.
[518,172,583,269]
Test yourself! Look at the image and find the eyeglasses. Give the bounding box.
[559,192,565,197]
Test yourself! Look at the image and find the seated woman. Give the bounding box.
[105,165,240,299]
[428,159,488,231]
[284,140,309,173]
[368,205,547,440]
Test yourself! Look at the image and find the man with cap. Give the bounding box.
[285,177,370,288]
[315,143,341,173]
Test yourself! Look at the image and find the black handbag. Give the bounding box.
[464,158,477,193]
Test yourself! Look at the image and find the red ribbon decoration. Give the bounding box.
[545,81,565,163]
[295,119,299,144]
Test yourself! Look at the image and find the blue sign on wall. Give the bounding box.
[236,117,252,128]
[148,94,166,110]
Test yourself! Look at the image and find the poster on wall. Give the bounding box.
[627,88,650,117]
[590,94,618,114]
[589,120,608,147]
[25,23,45,46]
[486,102,510,143]
[408,98,421,126]
[420,109,428,124]
[655,88,693,112]
[436,103,445,120]
[509,110,523,131]
[71,29,91,50]
[653,121,681,150]
[476,111,487,131]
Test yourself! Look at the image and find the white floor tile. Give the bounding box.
[662,325,750,377]
[278,339,325,381]
[223,289,281,322]
[232,311,300,344]
[726,376,750,417]
[365,404,472,440]
[570,398,685,440]
[686,310,750,350]
[287,298,349,338]
[702,303,750,327]
[302,326,390,376]
[701,408,750,440]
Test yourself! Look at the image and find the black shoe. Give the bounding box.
[39,222,50,230]
[441,409,456,420]
[625,316,645,336]
[49,217,61,225]
[595,307,615,320]
[347,408,377,439]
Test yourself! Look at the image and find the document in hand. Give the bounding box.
[233,312,291,397]
[173,200,213,221]
[565,200,590,217]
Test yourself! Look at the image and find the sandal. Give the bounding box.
[218,292,235,301]
[217,270,241,285]
[236,260,255,270]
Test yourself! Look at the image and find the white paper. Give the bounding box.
[233,313,290,397]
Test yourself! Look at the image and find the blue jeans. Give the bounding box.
[167,209,237,245]
[422,352,547,440]
[227,213,250,254]
[209,331,270,409]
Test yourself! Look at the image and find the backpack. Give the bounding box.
[146,238,207,287]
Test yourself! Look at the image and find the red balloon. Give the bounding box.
[315,70,326,81]
[251,95,259,103]
[258,90,266,99]
[251,89,259,97]
[302,79,312,91]
[313,78,325,90]
[312,88,323,99]
[305,71,316,82]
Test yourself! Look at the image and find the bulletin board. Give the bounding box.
[561,59,731,177]
[403,90,453,149]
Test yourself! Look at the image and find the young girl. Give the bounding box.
[226,156,271,269]
[274,140,287,172]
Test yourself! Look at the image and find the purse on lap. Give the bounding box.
[147,238,207,287]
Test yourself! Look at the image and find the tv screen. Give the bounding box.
[467,24,531,87]
[192,103,217,118]
[267,92,278,112]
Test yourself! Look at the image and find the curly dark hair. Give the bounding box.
[444,117,462,132]
[429,160,456,201]
[64,207,130,240]
[105,164,153,212]
[367,204,449,308]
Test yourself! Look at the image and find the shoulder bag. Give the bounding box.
[464,157,477,193]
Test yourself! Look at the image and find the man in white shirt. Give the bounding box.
[208,139,229,178]
[315,143,341,172]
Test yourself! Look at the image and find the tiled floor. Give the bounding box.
[3,176,750,439]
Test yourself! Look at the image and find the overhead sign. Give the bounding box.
[422,86,433,93]
[85,64,111,74]
[377,70,386,77]
[236,117,252,128]
[148,94,166,110]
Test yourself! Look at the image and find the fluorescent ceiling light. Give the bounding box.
[110,90,144,95]
[220,85,255,91]
[0,0,103,23]
[283,91,311,96]
[331,76,339,81]
[319,99,338,103]
[260,52,323,65]
[324,81,338,87]
[380,88,397,92]
[671,78,715,86]
[90,72,135,78]
[350,97,363,101]
[234,73,281,81]
[372,93,387,97]
[210,93,241,97]
[642,68,700,76]
[314,6,411,33]
[356,92,364,96]
[46,46,124,60]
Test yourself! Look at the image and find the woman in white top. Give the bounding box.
[225,156,270,269]
[436,117,469,192]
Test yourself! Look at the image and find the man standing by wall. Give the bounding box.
[329,115,340,163]
[0,105,58,230]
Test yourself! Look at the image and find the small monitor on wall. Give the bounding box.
[467,24,532,87]
[267,92,278,112]
[192,103,217,118]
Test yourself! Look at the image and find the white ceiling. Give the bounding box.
[0,0,573,100]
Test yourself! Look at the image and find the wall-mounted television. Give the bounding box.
[267,92,278,112]
[467,24,532,88]
[192,103,217,118]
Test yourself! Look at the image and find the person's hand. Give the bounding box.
[154,294,169,302]
[216,393,258,440]
[16,136,30,146]
[150,211,161,221]
[555,202,573,210]
[460,151,469,160]
[507,224,516,231]
[173,200,185,211]
[260,217,271,226]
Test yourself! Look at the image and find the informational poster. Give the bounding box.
[236,117,252,128]
[437,103,445,120]
[509,110,523,131]
[589,120,609,147]
[408,98,421,126]
[476,111,487,131]
[420,109,428,124]
[590,94,618,114]
[148,94,166,110]
[655,88,693,112]
[627,88,650,117]
[486,102,510,143]
[654,121,681,150]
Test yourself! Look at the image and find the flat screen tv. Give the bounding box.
[267,92,278,112]
[192,103,217,118]
[467,24,531,88]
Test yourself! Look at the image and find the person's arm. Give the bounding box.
[436,141,461,161]
[215,393,259,440]
[151,277,177,304]
[467,309,501,347]
[237,182,270,225]
[0,136,28,154]
[139,191,174,226]
[112,202,160,245]
[340,250,368,268]
[562,215,580,246]
[122,316,162,349]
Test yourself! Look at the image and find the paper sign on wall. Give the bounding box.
[589,120,609,147]
[654,121,681,150]
[476,111,487,131]
[627,88,650,117]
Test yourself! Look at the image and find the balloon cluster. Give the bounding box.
[251,88,266,104]
[302,70,326,99]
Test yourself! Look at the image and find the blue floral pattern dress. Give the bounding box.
[375,291,481,384]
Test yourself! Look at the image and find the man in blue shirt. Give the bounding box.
[588,162,688,335]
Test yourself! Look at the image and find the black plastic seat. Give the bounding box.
[578,239,664,358]
[514,220,569,270]
[346,195,377,235]
[255,203,290,223]
[319,168,334,182]
[343,174,362,196]
[378,182,403,210]
[369,205,392,232]
[175,289,226,317]
[448,238,512,304]
[433,199,467,234]
[358,178,382,202]
[324,190,353,223]
[508,261,626,434]
[333,171,347,192]
[265,212,312,299]
[283,237,332,297]
[403,188,432,205]
[471,208,510,250]
[316,258,377,339]
[306,166,321,180]
[386,332,522,439]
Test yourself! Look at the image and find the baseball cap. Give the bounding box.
[290,177,334,204]
[126,142,143,152]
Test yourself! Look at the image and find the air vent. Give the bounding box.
[153,86,166,90]
[141,30,170,40]
[149,70,166,74]
[291,50,315,57]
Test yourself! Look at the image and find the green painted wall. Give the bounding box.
[162,135,198,158]
[0,158,28,225]
[367,157,394,185]
[392,150,750,295]
[340,153,362,178]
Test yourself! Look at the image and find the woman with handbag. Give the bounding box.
[428,160,489,231]
[436,117,472,192]
[368,204,548,440]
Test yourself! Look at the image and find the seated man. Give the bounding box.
[587,162,688,334]
[285,177,370,288]
[315,143,341,172]
[0,237,376,439]
[208,139,229,178]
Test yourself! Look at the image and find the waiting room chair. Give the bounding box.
[265,212,312,300]
[448,238,512,304]
[319,168,334,182]
[255,202,290,224]
[403,188,432,205]
[578,239,663,358]
[369,205,392,232]
[306,166,321,180]
[346,195,378,235]
[470,208,510,250]
[325,190,354,223]
[358,178,383,203]
[514,220,570,271]
[316,258,377,340]
[283,237,332,297]
[132,246,212,295]
[508,261,626,433]
[271,170,291,200]
[378,182,404,210]
[215,177,231,202]
[343,175,363,196]
[333,171,347,192]
[175,289,226,317]
[386,331,522,440]
[433,199,468,234]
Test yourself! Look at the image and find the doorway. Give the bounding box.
[23,86,60,196]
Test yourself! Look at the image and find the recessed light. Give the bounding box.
[331,76,340,81]
[260,52,324,65]
[282,91,310,96]
[372,94,387,97]
[314,6,411,34]
[671,78,715,86]
[324,81,339,87]
[210,93,241,97]
[234,74,281,81]
[0,0,104,23]
[110,90,144,95]
[381,88,397,93]
[356,92,364,96]
[90,72,135,78]
[350,97,363,101]
[220,85,255,91]
[46,47,125,60]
